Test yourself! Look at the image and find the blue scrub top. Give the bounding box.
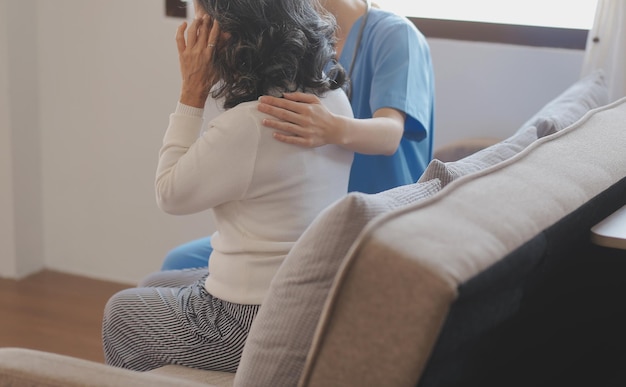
[339,8,435,194]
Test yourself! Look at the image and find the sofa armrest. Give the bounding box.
[299,234,456,387]
[0,348,217,387]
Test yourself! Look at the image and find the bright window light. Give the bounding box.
[376,0,599,30]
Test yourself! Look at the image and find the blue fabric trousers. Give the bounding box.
[161,236,213,270]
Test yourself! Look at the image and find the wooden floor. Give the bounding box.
[0,270,132,363]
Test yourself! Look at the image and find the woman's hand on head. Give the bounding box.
[176,15,221,108]
[257,92,344,148]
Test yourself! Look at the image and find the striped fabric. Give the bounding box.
[137,267,209,288]
[102,273,259,373]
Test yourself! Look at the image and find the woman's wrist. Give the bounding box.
[179,85,209,108]
[179,94,207,109]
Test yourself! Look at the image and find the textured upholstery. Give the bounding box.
[521,69,608,137]
[421,69,609,188]
[418,125,537,187]
[301,97,626,387]
[235,179,442,387]
[0,348,223,387]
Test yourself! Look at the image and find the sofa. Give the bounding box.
[2,70,626,387]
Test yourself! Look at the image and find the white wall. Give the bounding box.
[36,0,213,284]
[1,1,46,279]
[430,39,584,147]
[0,0,17,278]
[0,0,585,283]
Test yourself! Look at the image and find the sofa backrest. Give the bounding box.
[235,179,442,387]
[418,174,626,387]
[299,96,626,387]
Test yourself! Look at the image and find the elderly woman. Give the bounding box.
[102,0,353,372]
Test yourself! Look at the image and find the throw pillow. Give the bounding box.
[418,125,538,187]
[234,178,442,387]
[419,69,609,189]
[521,68,609,138]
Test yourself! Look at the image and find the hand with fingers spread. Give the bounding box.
[258,91,405,155]
[258,92,343,148]
[176,15,221,108]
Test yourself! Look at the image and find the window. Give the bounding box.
[376,0,598,30]
[375,1,598,49]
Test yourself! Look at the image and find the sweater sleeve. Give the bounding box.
[155,102,259,215]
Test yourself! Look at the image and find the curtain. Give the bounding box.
[581,0,626,102]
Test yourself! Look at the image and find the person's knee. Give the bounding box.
[137,268,209,288]
[102,289,140,367]
[160,251,192,270]
[138,272,167,287]
[102,290,128,358]
[103,289,132,329]
[160,237,213,270]
[162,244,190,268]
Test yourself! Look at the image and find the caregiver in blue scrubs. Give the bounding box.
[160,0,435,271]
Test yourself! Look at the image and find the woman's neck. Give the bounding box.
[322,0,369,58]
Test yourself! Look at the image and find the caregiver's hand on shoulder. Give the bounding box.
[176,15,221,108]
[258,92,345,148]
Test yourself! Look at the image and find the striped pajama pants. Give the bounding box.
[102,268,259,372]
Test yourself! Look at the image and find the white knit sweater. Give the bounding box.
[156,89,354,304]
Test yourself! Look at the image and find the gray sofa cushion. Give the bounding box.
[418,126,537,187]
[522,68,608,137]
[418,69,609,188]
[234,178,442,387]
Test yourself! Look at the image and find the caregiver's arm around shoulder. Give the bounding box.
[257,92,404,155]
